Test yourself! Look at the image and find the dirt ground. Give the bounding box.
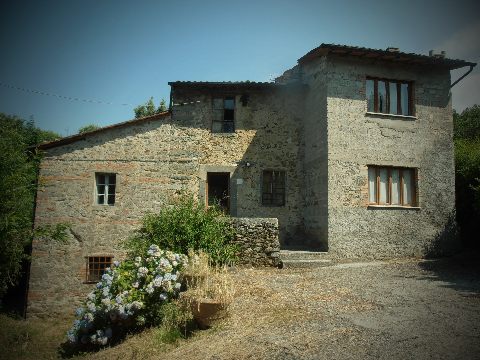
[152,255,480,360]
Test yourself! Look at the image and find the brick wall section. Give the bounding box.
[28,86,305,317]
[232,218,281,267]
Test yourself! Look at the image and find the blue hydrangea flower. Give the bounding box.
[131,301,143,310]
[145,283,154,294]
[152,276,163,287]
[87,302,96,313]
[67,329,77,344]
[75,307,84,317]
[83,312,94,322]
[137,267,148,277]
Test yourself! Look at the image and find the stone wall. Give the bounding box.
[171,84,306,245]
[301,57,329,249]
[305,55,457,258]
[27,52,460,316]
[231,218,281,267]
[28,84,305,317]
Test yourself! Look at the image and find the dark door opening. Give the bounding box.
[207,172,230,213]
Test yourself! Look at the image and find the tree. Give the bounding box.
[78,124,100,134]
[0,113,60,299]
[453,105,480,249]
[454,105,480,140]
[134,97,167,119]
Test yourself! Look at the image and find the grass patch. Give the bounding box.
[0,314,70,360]
[0,304,195,360]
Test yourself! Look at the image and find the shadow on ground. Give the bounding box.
[416,252,480,295]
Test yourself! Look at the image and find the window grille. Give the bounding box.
[85,256,113,283]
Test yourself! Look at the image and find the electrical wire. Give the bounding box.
[0,81,133,106]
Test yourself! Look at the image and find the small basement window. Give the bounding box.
[366,77,414,116]
[212,96,235,133]
[96,173,116,205]
[262,170,286,206]
[85,256,113,283]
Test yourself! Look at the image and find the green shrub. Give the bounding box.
[125,196,238,264]
[455,137,480,244]
[454,105,480,247]
[153,301,193,344]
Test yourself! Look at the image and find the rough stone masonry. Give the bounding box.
[27,44,476,317]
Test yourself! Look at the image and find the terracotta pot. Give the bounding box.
[190,299,227,329]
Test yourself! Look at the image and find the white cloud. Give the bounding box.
[434,21,480,111]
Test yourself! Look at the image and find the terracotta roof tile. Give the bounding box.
[168,81,279,88]
[298,43,476,69]
[36,111,171,150]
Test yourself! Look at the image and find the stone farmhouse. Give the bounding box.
[27,44,476,316]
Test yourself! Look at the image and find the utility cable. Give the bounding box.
[0,81,133,106]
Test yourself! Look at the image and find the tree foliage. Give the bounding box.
[133,97,167,119]
[78,124,100,134]
[454,105,480,140]
[0,113,60,299]
[453,105,480,248]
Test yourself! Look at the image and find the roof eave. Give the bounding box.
[168,81,281,89]
[297,44,477,70]
[35,111,171,150]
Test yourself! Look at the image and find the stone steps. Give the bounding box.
[279,250,333,268]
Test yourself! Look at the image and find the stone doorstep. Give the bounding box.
[279,250,331,261]
[280,259,333,269]
[279,250,333,268]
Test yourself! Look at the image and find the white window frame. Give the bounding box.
[95,173,116,206]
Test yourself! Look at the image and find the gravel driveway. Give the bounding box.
[159,255,480,360]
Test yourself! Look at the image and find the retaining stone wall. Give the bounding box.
[231,218,281,267]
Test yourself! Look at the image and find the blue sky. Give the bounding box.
[1,0,479,136]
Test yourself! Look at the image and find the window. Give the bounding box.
[212,97,235,133]
[366,78,413,116]
[368,166,417,206]
[86,256,113,283]
[96,173,116,205]
[262,170,286,206]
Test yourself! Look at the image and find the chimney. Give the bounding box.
[429,50,446,58]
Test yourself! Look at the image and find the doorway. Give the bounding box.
[206,172,230,213]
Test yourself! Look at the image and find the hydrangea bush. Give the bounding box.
[67,245,188,346]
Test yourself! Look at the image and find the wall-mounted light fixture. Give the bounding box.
[238,160,254,168]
